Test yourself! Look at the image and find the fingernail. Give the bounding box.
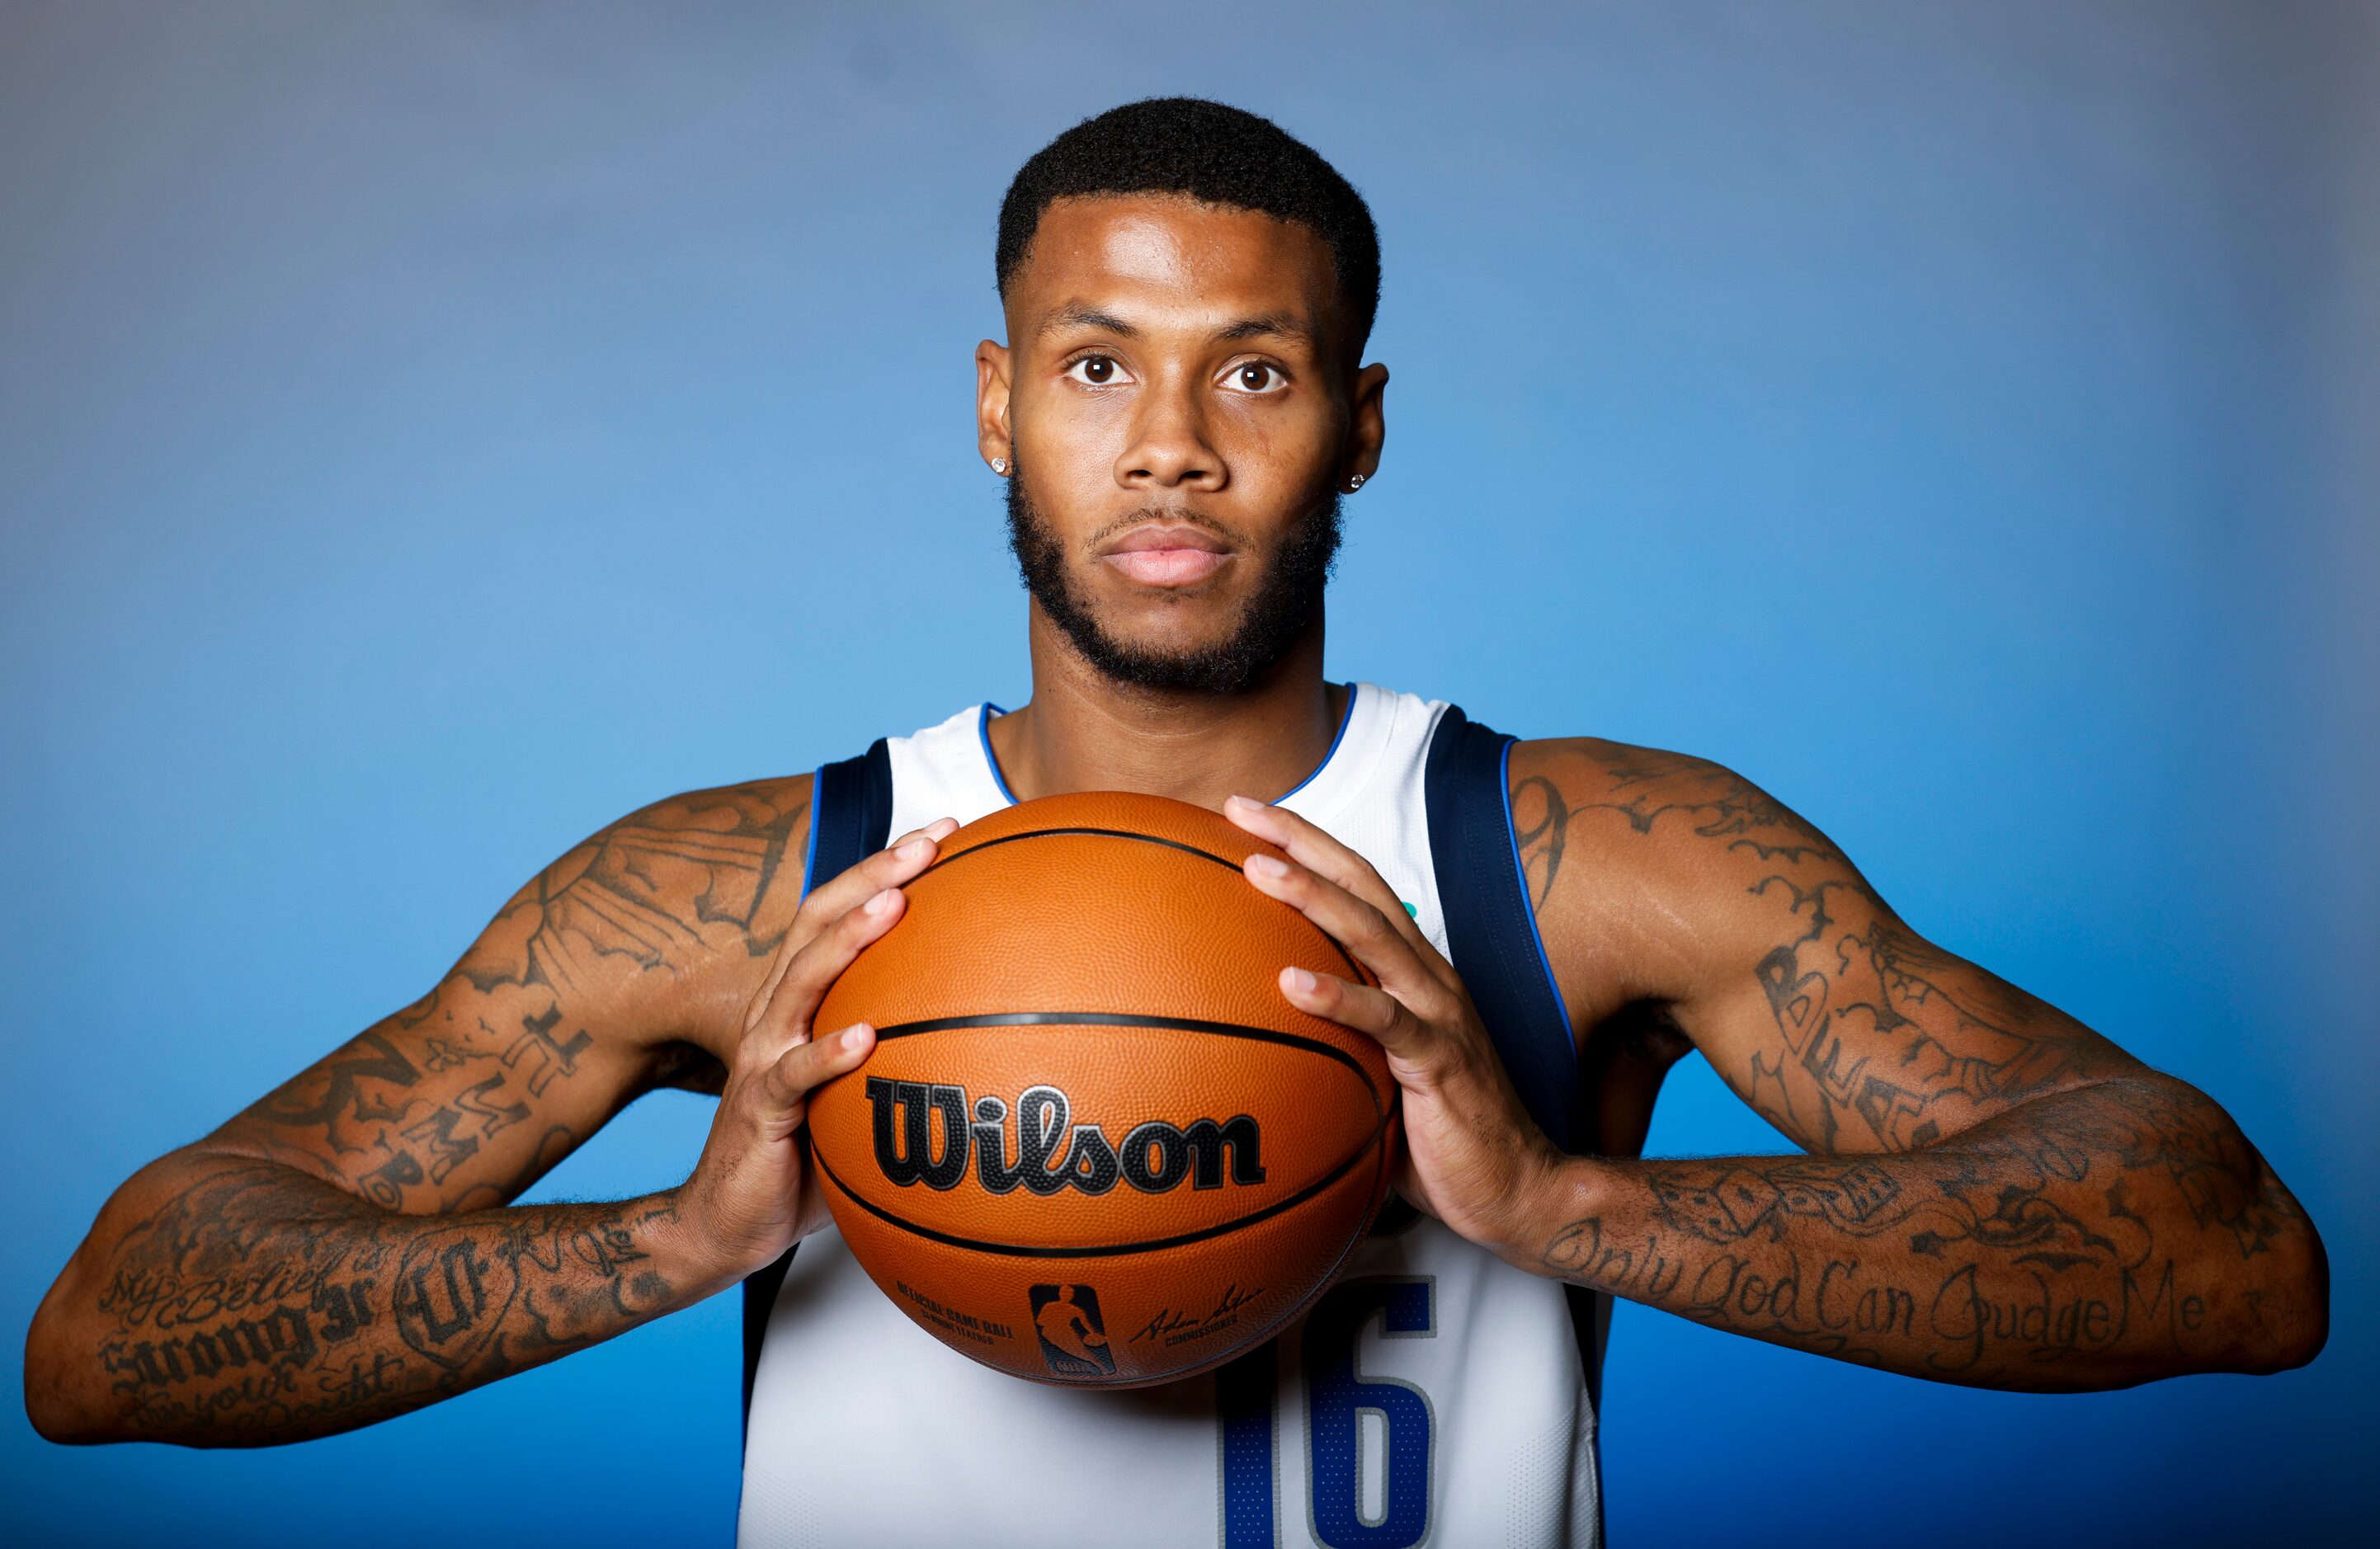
[1282,967,1317,993]
[1247,855,1289,880]
[841,1024,872,1050]
[899,838,930,861]
[865,888,898,916]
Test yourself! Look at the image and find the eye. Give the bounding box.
[1064,354,1132,387]
[1223,360,1287,395]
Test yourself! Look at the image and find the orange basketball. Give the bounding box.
[809,791,1397,1387]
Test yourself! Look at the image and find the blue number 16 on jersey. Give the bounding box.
[1218,1277,1437,1548]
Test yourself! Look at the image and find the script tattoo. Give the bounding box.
[1539,1090,2302,1385]
[1518,740,2323,1388]
[90,1161,681,1442]
[220,780,807,1212]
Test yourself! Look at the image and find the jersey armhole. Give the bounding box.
[742,738,893,1438]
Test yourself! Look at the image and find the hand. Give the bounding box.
[673,815,960,1288]
[1223,794,1563,1263]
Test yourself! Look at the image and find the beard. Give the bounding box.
[1004,468,1342,696]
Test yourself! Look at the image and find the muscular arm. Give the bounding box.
[25,777,813,1443]
[1511,741,2327,1389]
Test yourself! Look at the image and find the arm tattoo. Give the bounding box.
[1540,1081,2318,1386]
[34,779,806,1444]
[225,781,806,1212]
[1517,741,2326,1387]
[89,1160,685,1443]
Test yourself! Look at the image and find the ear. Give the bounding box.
[975,339,1013,472]
[1341,361,1388,489]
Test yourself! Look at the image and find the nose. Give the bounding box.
[1115,370,1225,492]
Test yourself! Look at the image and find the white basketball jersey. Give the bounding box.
[739,683,1600,1547]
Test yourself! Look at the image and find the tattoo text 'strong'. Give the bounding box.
[32,778,811,1444]
[91,1160,683,1442]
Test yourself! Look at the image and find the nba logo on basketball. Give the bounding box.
[1027,1284,1115,1377]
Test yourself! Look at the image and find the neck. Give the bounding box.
[986,605,1346,812]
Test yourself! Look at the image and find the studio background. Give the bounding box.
[3,2,2372,1544]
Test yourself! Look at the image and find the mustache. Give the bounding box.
[1083,507,1248,550]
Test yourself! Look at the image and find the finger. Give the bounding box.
[794,817,952,934]
[752,817,954,1020]
[752,1022,876,1132]
[1225,796,1448,977]
[889,816,963,851]
[1277,966,1437,1062]
[1243,850,1453,1015]
[752,884,907,1045]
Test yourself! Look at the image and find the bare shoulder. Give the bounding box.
[1506,738,2137,1148]
[1504,737,1884,1015]
[1505,736,1864,897]
[455,770,818,1048]
[199,771,815,1213]
[474,772,817,981]
[1506,737,1851,878]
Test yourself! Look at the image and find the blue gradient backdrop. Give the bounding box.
[3,3,2373,1544]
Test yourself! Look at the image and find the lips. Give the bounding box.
[1098,522,1232,587]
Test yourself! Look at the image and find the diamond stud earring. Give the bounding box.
[990,457,1008,475]
[1346,473,1365,490]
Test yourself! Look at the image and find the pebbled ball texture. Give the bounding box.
[810,791,1397,1387]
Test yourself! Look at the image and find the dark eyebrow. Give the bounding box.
[1039,304,1138,338]
[1214,312,1316,346]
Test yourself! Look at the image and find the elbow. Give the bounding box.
[22,1303,115,1447]
[25,1383,112,1448]
[22,1248,142,1448]
[2240,1217,2331,1376]
[2194,1175,2331,1380]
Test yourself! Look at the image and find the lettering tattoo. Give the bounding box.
[221,781,808,1212]
[1517,741,2323,1387]
[92,1161,681,1443]
[1541,1083,2307,1386]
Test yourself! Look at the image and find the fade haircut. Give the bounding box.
[995,97,1381,351]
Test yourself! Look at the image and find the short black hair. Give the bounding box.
[996,97,1381,350]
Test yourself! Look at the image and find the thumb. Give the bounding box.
[751,1023,876,1138]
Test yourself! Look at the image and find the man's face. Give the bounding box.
[978,195,1386,694]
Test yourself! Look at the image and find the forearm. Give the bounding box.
[1522,1077,2326,1390]
[26,1151,726,1447]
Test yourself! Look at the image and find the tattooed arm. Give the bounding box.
[1224,751,2326,1394]
[26,778,956,1445]
[33,1157,700,1445]
[1506,741,2328,1389]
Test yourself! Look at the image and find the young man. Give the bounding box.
[25,98,2326,1547]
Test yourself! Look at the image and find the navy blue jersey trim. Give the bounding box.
[742,738,893,1434]
[1423,706,1579,1150]
[1500,737,1580,1050]
[1424,705,1609,1426]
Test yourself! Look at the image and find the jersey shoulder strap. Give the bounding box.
[740,737,894,1426]
[1423,704,1609,1463]
[1422,705,1580,1149]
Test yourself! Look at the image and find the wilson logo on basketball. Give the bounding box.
[864,1077,1267,1196]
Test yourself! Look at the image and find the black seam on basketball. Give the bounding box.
[929,825,1240,874]
[870,1010,1384,1108]
[912,826,1369,984]
[815,1113,1388,1259]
